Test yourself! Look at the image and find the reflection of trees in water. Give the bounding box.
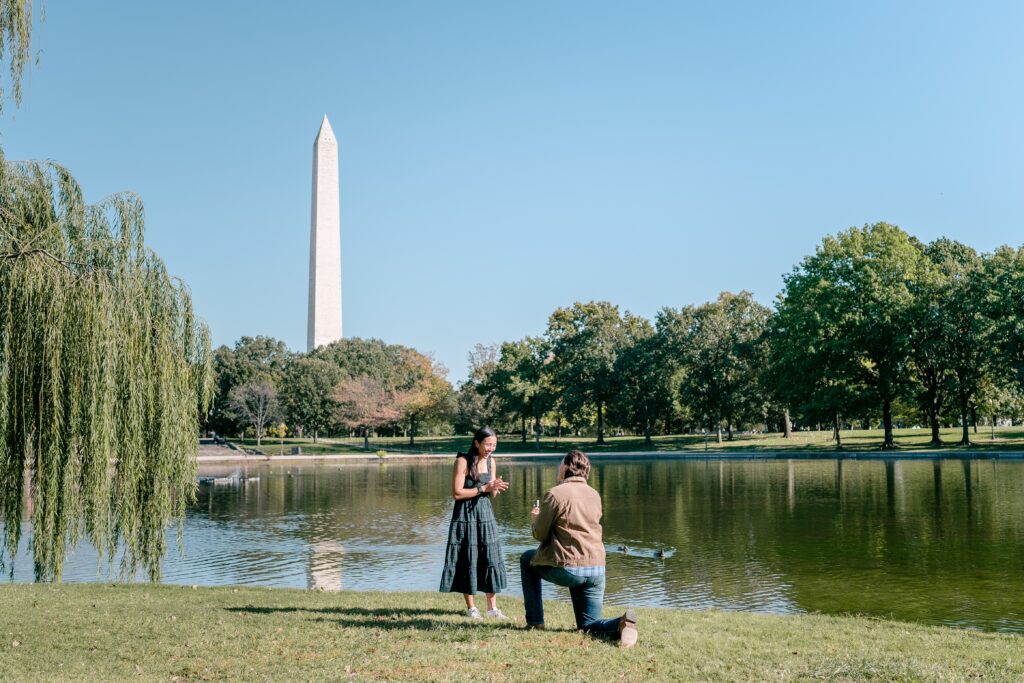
[195,464,454,587]
[192,458,1024,628]
[587,458,1024,624]
[196,463,454,533]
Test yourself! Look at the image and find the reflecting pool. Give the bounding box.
[9,457,1024,632]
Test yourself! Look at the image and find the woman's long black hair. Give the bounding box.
[460,426,497,481]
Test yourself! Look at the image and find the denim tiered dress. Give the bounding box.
[439,459,508,595]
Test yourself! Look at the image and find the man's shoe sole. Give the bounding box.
[619,608,638,648]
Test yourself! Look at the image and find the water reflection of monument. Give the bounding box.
[307,540,345,591]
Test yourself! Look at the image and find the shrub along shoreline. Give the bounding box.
[1,584,1021,682]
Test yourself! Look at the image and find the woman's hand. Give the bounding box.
[485,476,509,495]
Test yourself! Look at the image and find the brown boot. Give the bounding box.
[618,608,638,648]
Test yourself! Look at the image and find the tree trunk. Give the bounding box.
[881,398,896,449]
[534,413,541,450]
[971,405,978,434]
[362,428,369,451]
[409,414,416,447]
[644,419,652,446]
[521,414,527,443]
[556,416,562,439]
[596,401,605,444]
[716,422,722,444]
[783,409,792,439]
[928,383,942,446]
[833,413,842,449]
[959,391,971,446]
[726,418,733,441]
[929,411,941,446]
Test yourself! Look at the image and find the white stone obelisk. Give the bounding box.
[307,115,343,351]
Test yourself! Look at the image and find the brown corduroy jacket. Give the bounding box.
[529,476,606,567]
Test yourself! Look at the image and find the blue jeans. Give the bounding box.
[519,549,622,635]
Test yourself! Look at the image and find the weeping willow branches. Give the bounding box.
[0,0,36,112]
[0,153,213,581]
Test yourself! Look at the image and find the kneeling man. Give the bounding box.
[520,450,638,647]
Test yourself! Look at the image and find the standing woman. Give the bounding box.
[439,426,510,618]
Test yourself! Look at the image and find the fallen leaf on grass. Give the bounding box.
[11,640,20,647]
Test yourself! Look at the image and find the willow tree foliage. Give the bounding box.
[0,0,35,112]
[0,155,214,581]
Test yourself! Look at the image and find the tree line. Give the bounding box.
[212,222,1024,450]
[470,222,1024,448]
[208,337,452,447]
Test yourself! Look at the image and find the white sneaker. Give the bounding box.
[466,607,482,619]
[485,608,508,619]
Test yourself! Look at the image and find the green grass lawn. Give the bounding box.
[233,426,1024,457]
[0,584,1020,682]
[233,438,370,456]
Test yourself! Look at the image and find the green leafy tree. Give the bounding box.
[313,337,408,389]
[209,336,292,435]
[481,337,552,446]
[608,316,675,445]
[281,357,342,442]
[453,348,496,433]
[768,282,870,448]
[918,239,991,445]
[775,224,926,449]
[453,382,490,434]
[454,343,506,433]
[907,242,951,445]
[0,157,213,581]
[667,292,770,442]
[977,379,1024,439]
[546,302,629,444]
[981,246,1024,401]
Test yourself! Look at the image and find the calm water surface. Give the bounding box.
[9,457,1024,632]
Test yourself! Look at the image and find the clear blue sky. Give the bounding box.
[4,2,1022,382]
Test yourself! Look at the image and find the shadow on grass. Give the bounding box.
[225,604,578,634]
[226,605,452,617]
[306,616,528,632]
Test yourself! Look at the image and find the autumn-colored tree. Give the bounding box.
[334,376,408,450]
[399,350,453,446]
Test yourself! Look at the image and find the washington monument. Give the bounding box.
[307,115,343,351]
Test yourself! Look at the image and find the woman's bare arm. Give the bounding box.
[451,457,508,500]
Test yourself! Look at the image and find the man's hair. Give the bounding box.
[562,450,591,479]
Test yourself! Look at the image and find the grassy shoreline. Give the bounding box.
[229,426,1024,459]
[1,584,1021,681]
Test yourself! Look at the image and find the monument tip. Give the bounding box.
[316,114,334,141]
